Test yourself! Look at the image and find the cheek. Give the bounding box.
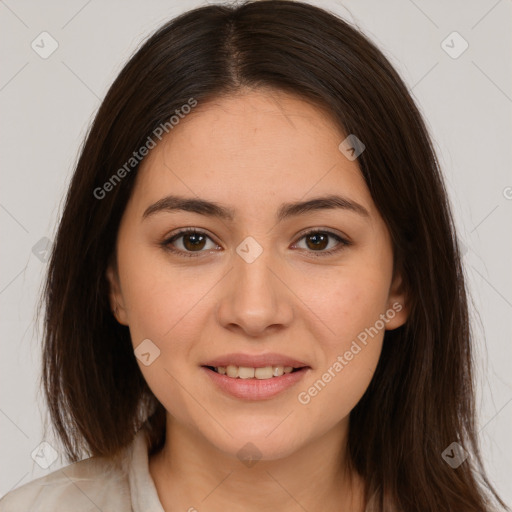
[291,258,390,417]
[298,335,383,434]
[296,283,386,427]
[119,253,212,427]
[118,245,219,343]
[294,261,391,349]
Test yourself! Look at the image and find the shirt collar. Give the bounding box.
[127,429,165,512]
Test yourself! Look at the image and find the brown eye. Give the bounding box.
[304,232,329,251]
[162,229,219,257]
[181,232,207,251]
[293,230,350,256]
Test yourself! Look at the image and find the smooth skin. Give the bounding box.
[106,87,408,512]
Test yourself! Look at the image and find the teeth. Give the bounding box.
[226,365,238,378]
[272,365,284,377]
[238,367,255,379]
[213,365,299,379]
[255,367,273,379]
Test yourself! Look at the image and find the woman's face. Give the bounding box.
[107,88,407,461]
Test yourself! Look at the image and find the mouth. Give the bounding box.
[201,363,311,400]
[202,365,306,380]
[199,353,311,399]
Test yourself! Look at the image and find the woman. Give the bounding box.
[0,1,508,510]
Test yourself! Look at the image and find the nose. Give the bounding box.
[215,245,294,338]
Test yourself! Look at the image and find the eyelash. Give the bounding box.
[160,227,351,258]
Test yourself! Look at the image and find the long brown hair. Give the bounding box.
[39,1,508,510]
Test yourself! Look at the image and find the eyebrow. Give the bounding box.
[142,194,370,222]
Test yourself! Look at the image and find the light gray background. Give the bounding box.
[1,0,511,505]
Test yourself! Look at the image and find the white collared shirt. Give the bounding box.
[0,429,165,512]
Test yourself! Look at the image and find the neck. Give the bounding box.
[149,414,365,512]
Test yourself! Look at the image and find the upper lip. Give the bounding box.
[201,352,310,369]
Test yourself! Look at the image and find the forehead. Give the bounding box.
[130,88,375,220]
[160,88,346,161]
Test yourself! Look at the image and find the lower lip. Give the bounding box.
[201,366,310,400]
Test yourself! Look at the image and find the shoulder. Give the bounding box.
[0,454,131,512]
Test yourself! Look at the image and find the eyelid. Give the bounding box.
[293,226,350,244]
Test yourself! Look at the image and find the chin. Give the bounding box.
[218,436,302,464]
[202,420,308,463]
